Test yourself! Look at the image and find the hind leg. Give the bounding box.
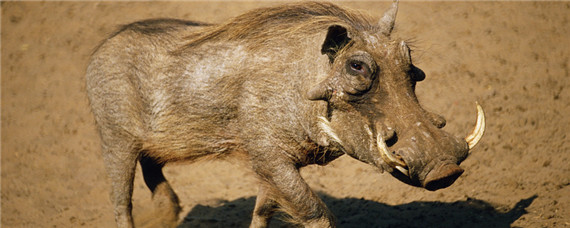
[140,155,181,227]
[101,140,140,228]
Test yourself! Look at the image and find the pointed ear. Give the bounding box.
[321,25,351,63]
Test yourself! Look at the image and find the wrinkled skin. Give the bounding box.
[86,1,484,228]
[309,31,471,189]
[319,38,469,189]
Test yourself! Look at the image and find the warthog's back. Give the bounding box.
[86,3,376,163]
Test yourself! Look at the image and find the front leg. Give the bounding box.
[251,155,336,228]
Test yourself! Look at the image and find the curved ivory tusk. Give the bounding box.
[395,165,409,176]
[317,116,343,145]
[465,102,486,150]
[377,134,408,176]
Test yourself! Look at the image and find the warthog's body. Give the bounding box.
[86,2,485,227]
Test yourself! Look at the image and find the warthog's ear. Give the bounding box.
[321,25,351,63]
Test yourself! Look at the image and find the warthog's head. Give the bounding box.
[308,1,485,191]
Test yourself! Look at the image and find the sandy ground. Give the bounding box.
[1,1,569,227]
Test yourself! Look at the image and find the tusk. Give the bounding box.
[317,116,343,145]
[377,134,408,176]
[395,165,409,177]
[465,102,486,150]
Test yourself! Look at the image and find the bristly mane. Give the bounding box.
[179,2,377,51]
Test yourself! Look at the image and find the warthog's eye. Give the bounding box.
[347,60,371,77]
[350,62,363,72]
[343,58,376,96]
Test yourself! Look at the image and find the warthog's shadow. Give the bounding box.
[178,194,536,228]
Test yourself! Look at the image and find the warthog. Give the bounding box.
[86,1,485,227]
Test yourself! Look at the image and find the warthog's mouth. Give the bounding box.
[376,102,486,188]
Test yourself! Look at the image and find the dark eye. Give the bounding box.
[342,55,376,96]
[351,62,363,72]
[348,61,369,76]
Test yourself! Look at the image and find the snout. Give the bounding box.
[376,103,485,190]
[378,133,467,191]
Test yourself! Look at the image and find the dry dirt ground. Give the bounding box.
[2,1,569,227]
